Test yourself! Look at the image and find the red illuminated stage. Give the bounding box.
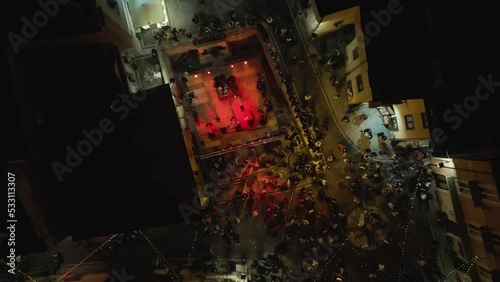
[185,59,280,155]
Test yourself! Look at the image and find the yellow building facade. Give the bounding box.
[314,6,373,104]
[391,99,430,141]
[431,157,500,282]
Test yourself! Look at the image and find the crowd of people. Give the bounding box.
[168,3,447,281]
[190,125,445,281]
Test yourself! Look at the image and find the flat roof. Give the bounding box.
[314,0,359,17]
[362,0,431,102]
[11,43,196,239]
[361,0,500,153]
[3,0,101,44]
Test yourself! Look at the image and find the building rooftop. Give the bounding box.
[314,0,359,17]
[361,0,434,103]
[423,2,500,155]
[8,43,194,240]
[353,0,500,155]
[5,0,102,43]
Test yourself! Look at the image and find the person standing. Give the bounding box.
[170,28,179,41]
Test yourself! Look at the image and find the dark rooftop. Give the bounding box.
[8,43,196,240]
[358,0,500,154]
[423,1,500,155]
[362,0,434,102]
[314,0,359,17]
[3,0,101,45]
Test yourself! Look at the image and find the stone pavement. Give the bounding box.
[14,1,456,281]
[158,1,455,281]
[166,0,248,37]
[214,1,456,279]
[160,0,394,163]
[281,6,455,280]
[271,0,396,162]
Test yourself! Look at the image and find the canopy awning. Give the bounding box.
[129,0,166,28]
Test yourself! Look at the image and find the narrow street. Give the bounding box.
[8,1,462,282]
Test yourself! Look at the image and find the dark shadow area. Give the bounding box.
[8,43,194,241]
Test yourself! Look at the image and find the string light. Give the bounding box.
[13,268,38,282]
[463,256,477,279]
[138,230,180,281]
[374,194,386,207]
[0,260,38,282]
[444,256,478,280]
[57,234,118,282]
[313,183,392,281]
[138,230,168,262]
[188,230,199,260]
[314,235,351,281]
[247,238,259,250]
[445,258,470,278]
[449,256,477,281]
[72,163,422,282]
[397,188,419,281]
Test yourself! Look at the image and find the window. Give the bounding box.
[352,47,359,60]
[333,20,344,28]
[478,265,491,278]
[456,180,470,190]
[458,180,499,202]
[468,224,482,236]
[389,116,399,131]
[347,80,352,92]
[477,182,500,200]
[404,115,414,129]
[356,75,364,92]
[421,112,429,128]
[491,232,500,247]
[433,173,448,190]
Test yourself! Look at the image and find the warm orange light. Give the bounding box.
[244,61,247,64]
[207,71,211,74]
[231,65,234,68]
[195,74,198,77]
